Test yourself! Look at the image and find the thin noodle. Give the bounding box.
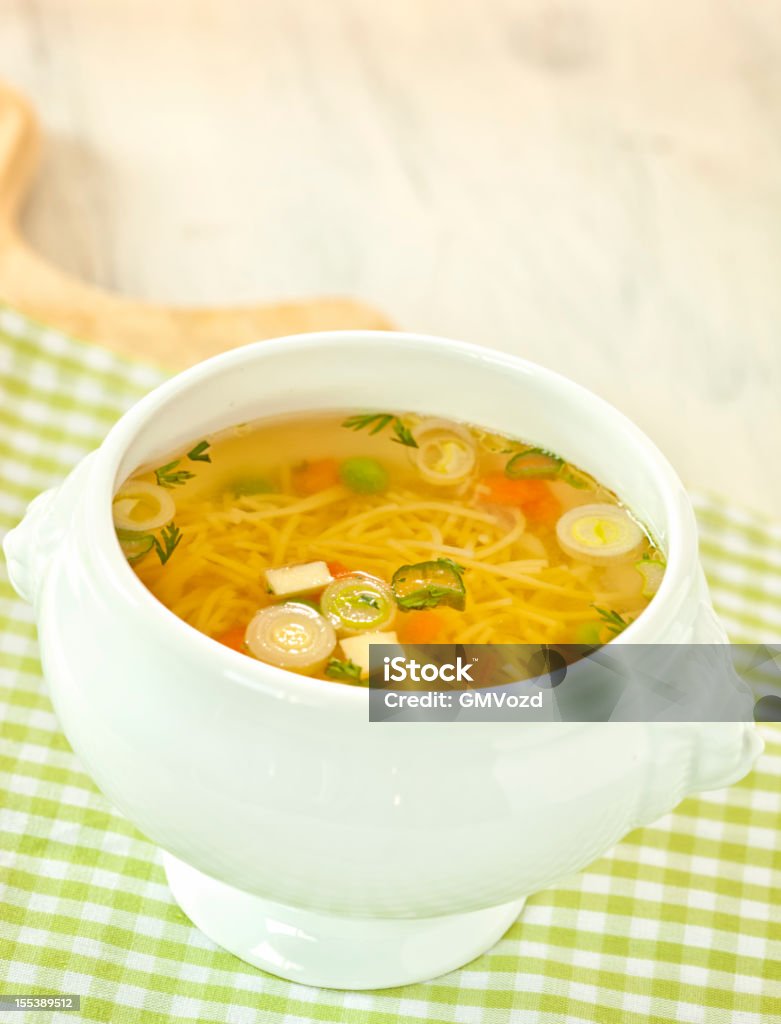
[127,417,660,648]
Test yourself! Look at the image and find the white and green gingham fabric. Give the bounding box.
[0,308,779,1024]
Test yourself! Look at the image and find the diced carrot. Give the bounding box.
[326,560,353,579]
[214,626,248,653]
[292,458,340,495]
[478,474,561,525]
[522,488,561,526]
[397,610,445,645]
[479,474,538,505]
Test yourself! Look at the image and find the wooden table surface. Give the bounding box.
[2,0,780,516]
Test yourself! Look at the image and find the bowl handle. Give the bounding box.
[640,718,762,829]
[3,452,97,606]
[693,721,764,792]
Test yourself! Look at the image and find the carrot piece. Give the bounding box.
[478,474,561,525]
[397,610,445,645]
[478,474,536,505]
[214,626,248,653]
[292,458,340,495]
[523,487,561,526]
[326,560,353,579]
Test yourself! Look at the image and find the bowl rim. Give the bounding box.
[87,329,700,708]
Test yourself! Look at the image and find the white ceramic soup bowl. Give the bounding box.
[4,331,762,990]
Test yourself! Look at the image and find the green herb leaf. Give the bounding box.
[187,440,212,463]
[341,413,419,448]
[324,658,364,683]
[390,419,418,448]
[153,522,182,565]
[155,460,195,489]
[342,413,394,435]
[592,606,630,636]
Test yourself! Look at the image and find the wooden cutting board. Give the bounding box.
[0,82,392,368]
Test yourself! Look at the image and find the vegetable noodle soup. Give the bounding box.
[113,412,665,683]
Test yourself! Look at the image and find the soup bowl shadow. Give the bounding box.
[3,331,762,989]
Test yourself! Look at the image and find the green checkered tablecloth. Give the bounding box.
[0,308,779,1024]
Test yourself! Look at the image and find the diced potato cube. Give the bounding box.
[340,630,400,679]
[266,560,333,597]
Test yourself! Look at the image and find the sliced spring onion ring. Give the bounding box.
[556,504,645,565]
[321,576,396,635]
[245,603,336,672]
[635,558,665,598]
[112,480,176,532]
[505,448,562,480]
[391,558,467,611]
[116,528,155,564]
[412,419,477,487]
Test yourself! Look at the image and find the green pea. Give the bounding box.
[339,457,389,494]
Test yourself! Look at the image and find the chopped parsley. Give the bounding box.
[153,523,182,565]
[592,606,630,636]
[325,658,364,683]
[187,440,212,463]
[341,413,419,448]
[154,460,195,489]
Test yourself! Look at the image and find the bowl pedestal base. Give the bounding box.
[163,853,525,990]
